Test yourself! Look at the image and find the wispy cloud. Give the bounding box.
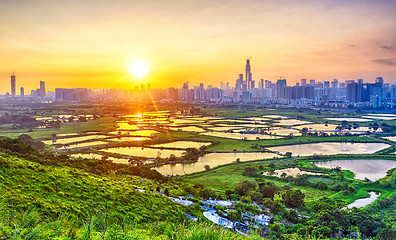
[372,58,396,66]
[380,45,394,50]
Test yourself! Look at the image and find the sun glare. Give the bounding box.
[128,61,149,79]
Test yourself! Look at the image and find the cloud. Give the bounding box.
[380,45,394,50]
[371,58,396,66]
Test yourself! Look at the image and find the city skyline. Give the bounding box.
[1,0,395,94]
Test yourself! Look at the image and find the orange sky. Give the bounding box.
[0,0,395,94]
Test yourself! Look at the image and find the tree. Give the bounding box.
[282,189,305,208]
[285,152,292,158]
[301,127,309,136]
[235,180,257,196]
[18,134,45,152]
[259,181,280,199]
[249,191,263,203]
[204,165,211,171]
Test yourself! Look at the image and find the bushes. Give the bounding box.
[235,180,257,196]
[282,189,305,208]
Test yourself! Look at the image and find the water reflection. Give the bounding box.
[314,159,396,181]
[155,152,279,175]
[268,142,389,156]
[347,191,380,208]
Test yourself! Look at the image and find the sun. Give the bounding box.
[128,61,149,79]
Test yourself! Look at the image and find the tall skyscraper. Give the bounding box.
[347,82,363,102]
[259,79,264,89]
[245,57,252,89]
[276,79,287,99]
[309,79,315,86]
[182,82,189,100]
[20,87,24,97]
[301,79,307,86]
[235,74,243,90]
[11,73,16,97]
[39,81,46,97]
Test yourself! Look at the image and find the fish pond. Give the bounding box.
[268,142,389,156]
[149,141,211,149]
[101,146,185,158]
[313,159,396,181]
[155,152,279,175]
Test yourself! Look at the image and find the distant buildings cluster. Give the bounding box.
[3,60,396,109]
[7,74,51,99]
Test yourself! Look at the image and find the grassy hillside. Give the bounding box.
[0,152,185,222]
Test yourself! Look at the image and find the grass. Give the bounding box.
[0,204,256,240]
[0,151,184,222]
[177,159,334,200]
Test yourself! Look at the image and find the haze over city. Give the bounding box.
[1,0,395,93]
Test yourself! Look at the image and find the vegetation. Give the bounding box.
[1,104,396,239]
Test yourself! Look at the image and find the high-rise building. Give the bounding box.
[324,81,330,88]
[55,88,90,101]
[309,79,315,86]
[259,79,264,89]
[245,57,252,89]
[346,82,363,102]
[331,79,338,88]
[38,81,46,97]
[371,95,381,108]
[301,79,306,86]
[20,87,24,97]
[11,74,16,97]
[276,79,287,99]
[182,82,189,101]
[235,74,243,90]
[242,91,251,103]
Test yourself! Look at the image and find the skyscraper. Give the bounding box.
[39,81,46,97]
[235,74,243,90]
[347,82,363,102]
[20,87,24,97]
[11,73,16,97]
[276,79,287,99]
[245,57,252,89]
[331,79,338,88]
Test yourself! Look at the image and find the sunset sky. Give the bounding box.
[0,0,395,93]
